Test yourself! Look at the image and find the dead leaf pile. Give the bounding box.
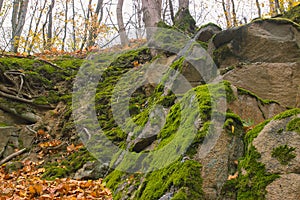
[0,160,112,199]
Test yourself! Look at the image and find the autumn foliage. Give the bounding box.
[0,159,112,199]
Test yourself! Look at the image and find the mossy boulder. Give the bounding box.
[235,108,300,199]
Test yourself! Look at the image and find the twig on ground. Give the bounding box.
[0,148,27,166]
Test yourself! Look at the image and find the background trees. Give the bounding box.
[0,0,298,53]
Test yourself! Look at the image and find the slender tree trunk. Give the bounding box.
[142,0,162,39]
[269,0,277,16]
[231,0,238,26]
[135,0,143,39]
[27,0,47,54]
[23,0,38,52]
[45,0,55,50]
[0,0,4,12]
[62,0,69,51]
[274,0,280,13]
[87,0,104,49]
[256,0,262,18]
[222,0,231,28]
[11,0,29,53]
[117,0,129,47]
[169,0,175,23]
[80,0,92,51]
[72,0,76,51]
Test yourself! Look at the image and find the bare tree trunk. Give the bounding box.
[169,0,175,23]
[62,0,69,51]
[0,0,4,12]
[11,0,29,53]
[87,0,104,49]
[222,0,231,28]
[80,0,92,51]
[23,0,38,52]
[27,0,47,54]
[256,0,262,18]
[45,0,55,50]
[72,0,76,51]
[134,0,143,39]
[142,0,162,39]
[269,0,277,16]
[274,0,280,13]
[231,0,238,26]
[117,0,129,47]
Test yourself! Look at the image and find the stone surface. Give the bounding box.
[253,114,300,174]
[0,127,17,158]
[195,23,222,43]
[266,173,300,200]
[224,62,300,108]
[212,19,300,68]
[73,161,109,180]
[228,84,286,125]
[195,121,244,199]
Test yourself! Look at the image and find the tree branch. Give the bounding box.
[0,148,27,166]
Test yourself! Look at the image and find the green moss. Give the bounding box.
[0,122,8,127]
[220,65,235,75]
[286,117,300,134]
[197,23,222,31]
[235,109,300,199]
[42,148,95,180]
[271,144,296,165]
[236,146,279,199]
[105,170,126,192]
[157,21,173,29]
[134,160,203,200]
[273,108,300,120]
[237,87,279,105]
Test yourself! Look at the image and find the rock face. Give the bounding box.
[228,84,286,125]
[266,173,300,200]
[224,62,300,108]
[195,122,244,199]
[253,114,300,174]
[212,19,300,108]
[237,109,300,199]
[213,19,300,66]
[195,23,222,43]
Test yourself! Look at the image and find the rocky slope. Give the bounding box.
[0,5,300,200]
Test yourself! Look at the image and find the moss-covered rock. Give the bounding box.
[42,148,95,180]
[235,108,300,199]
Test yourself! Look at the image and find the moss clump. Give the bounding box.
[286,117,300,134]
[42,148,95,180]
[236,146,279,199]
[134,160,203,200]
[274,108,300,120]
[237,87,278,105]
[0,122,8,127]
[104,170,126,192]
[271,144,296,165]
[235,109,300,199]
